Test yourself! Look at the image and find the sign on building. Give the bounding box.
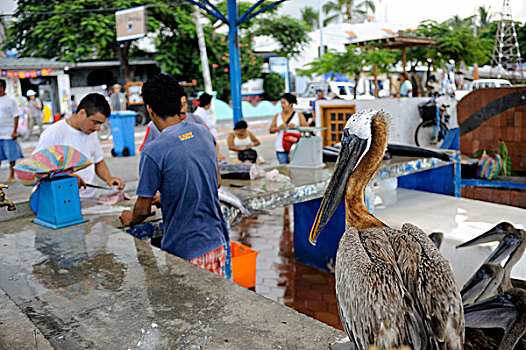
[115,6,147,42]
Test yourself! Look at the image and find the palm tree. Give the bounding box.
[301,6,319,30]
[323,0,376,26]
[478,5,492,30]
[447,14,472,29]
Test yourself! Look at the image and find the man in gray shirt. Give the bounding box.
[109,84,126,112]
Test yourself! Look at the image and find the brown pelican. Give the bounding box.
[458,223,526,304]
[309,110,464,349]
[429,232,444,249]
[464,288,526,350]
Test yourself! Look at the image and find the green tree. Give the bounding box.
[5,0,154,81]
[405,19,492,72]
[263,73,285,100]
[363,48,397,95]
[301,6,319,30]
[5,1,264,99]
[478,6,492,30]
[253,16,311,58]
[152,7,262,101]
[300,46,366,98]
[323,0,375,26]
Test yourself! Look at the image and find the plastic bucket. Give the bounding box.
[230,241,258,288]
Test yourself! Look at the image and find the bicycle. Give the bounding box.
[414,97,450,148]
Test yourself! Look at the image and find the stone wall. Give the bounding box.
[457,87,526,171]
[461,186,526,209]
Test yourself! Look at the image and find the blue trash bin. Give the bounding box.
[109,111,137,157]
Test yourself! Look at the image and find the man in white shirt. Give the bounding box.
[193,92,226,161]
[0,79,24,183]
[34,93,125,199]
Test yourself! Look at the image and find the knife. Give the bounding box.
[86,183,113,190]
[229,183,265,193]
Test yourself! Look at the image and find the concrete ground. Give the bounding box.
[0,116,350,345]
[0,206,345,349]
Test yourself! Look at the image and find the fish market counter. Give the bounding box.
[222,150,460,212]
[0,211,344,349]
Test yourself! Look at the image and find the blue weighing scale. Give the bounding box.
[30,175,86,229]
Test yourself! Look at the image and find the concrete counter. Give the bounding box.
[0,213,344,349]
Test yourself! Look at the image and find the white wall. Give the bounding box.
[315,97,458,146]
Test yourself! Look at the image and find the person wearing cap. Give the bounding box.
[110,84,126,111]
[26,89,44,138]
[0,79,24,183]
[193,92,226,161]
[398,72,413,97]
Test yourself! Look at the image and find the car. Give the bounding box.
[455,79,512,100]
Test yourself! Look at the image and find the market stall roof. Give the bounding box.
[0,57,68,70]
[349,33,435,49]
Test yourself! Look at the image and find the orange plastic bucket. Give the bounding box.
[230,241,258,288]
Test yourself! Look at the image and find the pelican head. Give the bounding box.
[457,222,524,264]
[309,110,389,245]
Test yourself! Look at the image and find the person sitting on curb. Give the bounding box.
[227,119,262,164]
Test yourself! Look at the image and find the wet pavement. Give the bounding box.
[229,206,343,330]
[0,211,344,349]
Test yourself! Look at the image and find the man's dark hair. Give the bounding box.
[142,73,184,119]
[198,92,212,107]
[77,93,111,118]
[234,119,248,130]
[0,79,6,90]
[280,92,297,105]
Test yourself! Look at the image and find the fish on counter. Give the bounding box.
[218,187,266,227]
[219,163,265,180]
[98,192,131,206]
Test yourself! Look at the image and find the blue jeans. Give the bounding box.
[276,151,289,164]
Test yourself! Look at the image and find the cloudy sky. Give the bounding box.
[279,0,526,27]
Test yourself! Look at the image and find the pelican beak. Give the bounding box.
[456,222,514,249]
[464,291,518,330]
[309,129,370,245]
[485,232,522,264]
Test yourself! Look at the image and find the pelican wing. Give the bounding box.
[401,223,465,349]
[336,226,426,349]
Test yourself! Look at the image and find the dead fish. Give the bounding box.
[98,192,131,206]
[219,163,265,180]
[219,163,253,180]
[218,187,266,226]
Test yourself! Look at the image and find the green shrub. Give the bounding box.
[263,73,285,101]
